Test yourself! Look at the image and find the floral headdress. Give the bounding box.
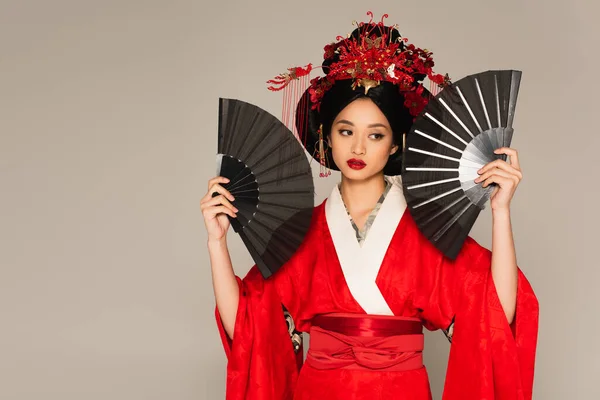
[267,11,451,177]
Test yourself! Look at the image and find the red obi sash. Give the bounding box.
[306,313,424,372]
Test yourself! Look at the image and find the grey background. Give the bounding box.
[1,0,598,399]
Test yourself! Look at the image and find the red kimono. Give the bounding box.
[215,179,539,399]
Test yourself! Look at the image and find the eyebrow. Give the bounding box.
[336,119,389,129]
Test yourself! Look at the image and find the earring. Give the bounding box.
[402,132,406,152]
[313,124,331,178]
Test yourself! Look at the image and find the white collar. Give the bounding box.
[325,176,407,315]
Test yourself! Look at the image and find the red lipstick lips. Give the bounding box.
[347,158,366,170]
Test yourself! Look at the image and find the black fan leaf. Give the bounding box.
[402,70,522,259]
[216,98,314,278]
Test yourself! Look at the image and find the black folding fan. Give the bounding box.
[216,98,314,278]
[402,70,522,259]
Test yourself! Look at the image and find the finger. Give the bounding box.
[481,174,517,189]
[202,177,230,203]
[203,205,237,219]
[201,194,239,213]
[478,159,523,179]
[207,176,230,190]
[202,183,235,203]
[494,147,521,170]
[201,194,238,213]
[475,167,515,184]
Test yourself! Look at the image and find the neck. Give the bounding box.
[339,173,387,214]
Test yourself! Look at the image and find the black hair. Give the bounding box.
[318,81,411,175]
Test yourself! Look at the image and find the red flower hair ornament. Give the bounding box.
[267,11,450,118]
[266,11,451,177]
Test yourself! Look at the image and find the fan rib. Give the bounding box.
[415,129,463,154]
[494,75,502,129]
[228,174,256,192]
[406,178,460,190]
[225,168,251,190]
[414,187,462,209]
[456,87,483,134]
[246,214,310,243]
[259,170,314,188]
[439,99,475,139]
[422,194,468,225]
[228,189,260,198]
[459,172,479,184]
[242,222,269,247]
[255,152,306,179]
[507,71,521,128]
[243,224,300,268]
[249,136,292,173]
[474,78,492,130]
[239,119,273,162]
[408,147,461,163]
[424,113,469,146]
[460,151,489,167]
[405,167,458,172]
[254,210,287,225]
[258,188,314,196]
[225,108,254,157]
[235,113,262,158]
[259,200,314,211]
[432,202,473,242]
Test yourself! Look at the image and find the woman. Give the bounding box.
[203,14,538,400]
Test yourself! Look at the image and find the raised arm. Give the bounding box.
[475,147,523,324]
[201,176,239,338]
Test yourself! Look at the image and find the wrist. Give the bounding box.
[492,207,511,219]
[208,237,228,248]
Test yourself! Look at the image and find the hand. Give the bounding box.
[474,147,523,211]
[200,176,238,242]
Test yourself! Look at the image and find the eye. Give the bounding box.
[369,133,384,140]
[338,129,352,136]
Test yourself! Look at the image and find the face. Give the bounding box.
[328,97,398,180]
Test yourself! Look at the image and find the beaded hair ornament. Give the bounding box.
[267,11,450,177]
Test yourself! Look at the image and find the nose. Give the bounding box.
[351,135,366,155]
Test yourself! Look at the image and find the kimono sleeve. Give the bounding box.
[214,207,321,400]
[418,236,539,400]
